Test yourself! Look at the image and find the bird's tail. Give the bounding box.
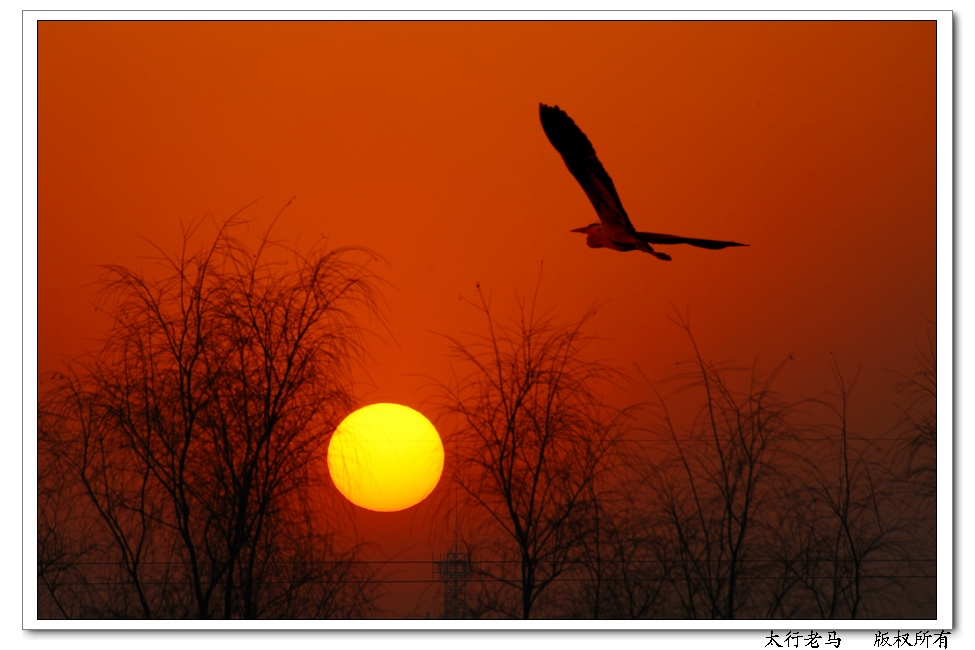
[638,231,747,250]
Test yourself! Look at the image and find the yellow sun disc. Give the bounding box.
[327,403,444,512]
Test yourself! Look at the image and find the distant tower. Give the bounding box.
[435,482,474,619]
[434,542,474,619]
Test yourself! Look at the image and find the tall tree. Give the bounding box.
[41,212,382,618]
[439,286,628,619]
[645,315,794,619]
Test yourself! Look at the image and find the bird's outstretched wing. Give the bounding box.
[539,104,635,231]
[638,231,748,249]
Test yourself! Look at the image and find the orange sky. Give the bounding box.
[36,20,938,619]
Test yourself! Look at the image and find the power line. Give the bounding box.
[39,574,939,588]
[53,558,937,566]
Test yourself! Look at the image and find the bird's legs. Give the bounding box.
[633,239,672,262]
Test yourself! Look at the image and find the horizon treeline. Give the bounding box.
[36,222,937,620]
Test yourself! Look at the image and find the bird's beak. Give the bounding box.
[570,226,589,233]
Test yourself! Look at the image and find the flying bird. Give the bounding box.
[539,103,747,261]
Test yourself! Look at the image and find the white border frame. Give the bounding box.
[22,9,953,635]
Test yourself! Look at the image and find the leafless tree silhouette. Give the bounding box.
[771,359,907,619]
[39,211,383,618]
[894,321,937,500]
[438,285,629,619]
[640,332,928,620]
[38,215,936,620]
[643,313,795,619]
[885,321,938,615]
[436,310,933,620]
[37,402,101,618]
[565,469,673,619]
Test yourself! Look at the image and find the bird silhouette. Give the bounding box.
[539,103,747,261]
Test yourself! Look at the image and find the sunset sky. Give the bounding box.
[32,18,946,624]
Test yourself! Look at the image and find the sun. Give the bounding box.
[327,403,444,512]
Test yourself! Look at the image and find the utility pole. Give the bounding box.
[434,484,474,619]
[434,542,473,619]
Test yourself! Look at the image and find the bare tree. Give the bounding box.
[893,321,937,500]
[644,314,794,619]
[566,467,673,619]
[37,400,102,618]
[438,285,629,619]
[884,321,938,616]
[638,321,928,621]
[40,211,382,618]
[773,358,906,619]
